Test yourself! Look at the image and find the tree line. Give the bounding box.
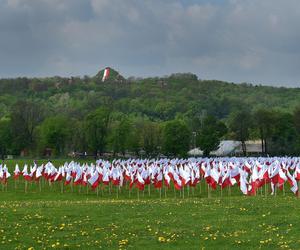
[1,99,300,159]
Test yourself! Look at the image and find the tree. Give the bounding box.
[0,119,12,159]
[197,116,227,156]
[10,100,44,154]
[293,106,300,134]
[111,117,132,156]
[141,121,161,156]
[39,116,71,156]
[128,119,162,157]
[229,110,252,156]
[253,109,276,155]
[85,107,111,157]
[269,112,297,155]
[293,107,300,154]
[70,120,88,154]
[127,124,141,156]
[162,119,191,157]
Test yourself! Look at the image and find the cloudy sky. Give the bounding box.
[0,0,300,86]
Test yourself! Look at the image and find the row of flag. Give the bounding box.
[1,157,300,196]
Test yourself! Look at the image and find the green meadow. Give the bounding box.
[0,159,299,249]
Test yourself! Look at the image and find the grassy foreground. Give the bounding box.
[1,195,300,250]
[1,160,300,249]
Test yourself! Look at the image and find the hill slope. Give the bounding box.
[0,70,299,121]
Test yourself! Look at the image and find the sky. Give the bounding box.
[0,0,300,87]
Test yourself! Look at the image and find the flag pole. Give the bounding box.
[264,180,267,198]
[173,184,176,198]
[199,181,202,196]
[207,184,210,198]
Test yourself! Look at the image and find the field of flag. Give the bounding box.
[0,157,300,249]
[1,157,300,197]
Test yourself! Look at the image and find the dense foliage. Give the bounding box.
[1,68,300,158]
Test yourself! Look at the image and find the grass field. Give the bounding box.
[1,159,300,249]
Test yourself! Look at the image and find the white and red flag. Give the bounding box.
[14,164,21,180]
[88,171,100,189]
[102,67,110,82]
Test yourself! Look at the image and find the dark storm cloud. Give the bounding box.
[0,0,300,86]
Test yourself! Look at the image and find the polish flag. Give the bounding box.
[239,169,248,195]
[248,164,260,195]
[164,172,171,188]
[179,167,190,186]
[73,168,82,185]
[35,166,43,181]
[173,172,182,190]
[278,168,287,190]
[88,172,100,189]
[221,171,231,189]
[102,68,110,82]
[294,166,300,181]
[64,171,72,186]
[205,167,219,190]
[286,170,298,196]
[1,165,10,183]
[22,165,32,181]
[102,171,110,185]
[14,164,21,180]
[136,172,145,190]
[82,173,88,186]
[230,166,240,183]
[54,168,63,182]
[124,168,131,182]
[154,171,163,189]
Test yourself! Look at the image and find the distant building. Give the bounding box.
[235,140,262,155]
[188,140,262,157]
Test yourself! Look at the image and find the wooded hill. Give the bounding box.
[0,68,300,157]
[0,69,299,121]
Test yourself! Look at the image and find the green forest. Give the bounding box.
[1,68,300,158]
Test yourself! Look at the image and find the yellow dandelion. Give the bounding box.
[158,236,166,242]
